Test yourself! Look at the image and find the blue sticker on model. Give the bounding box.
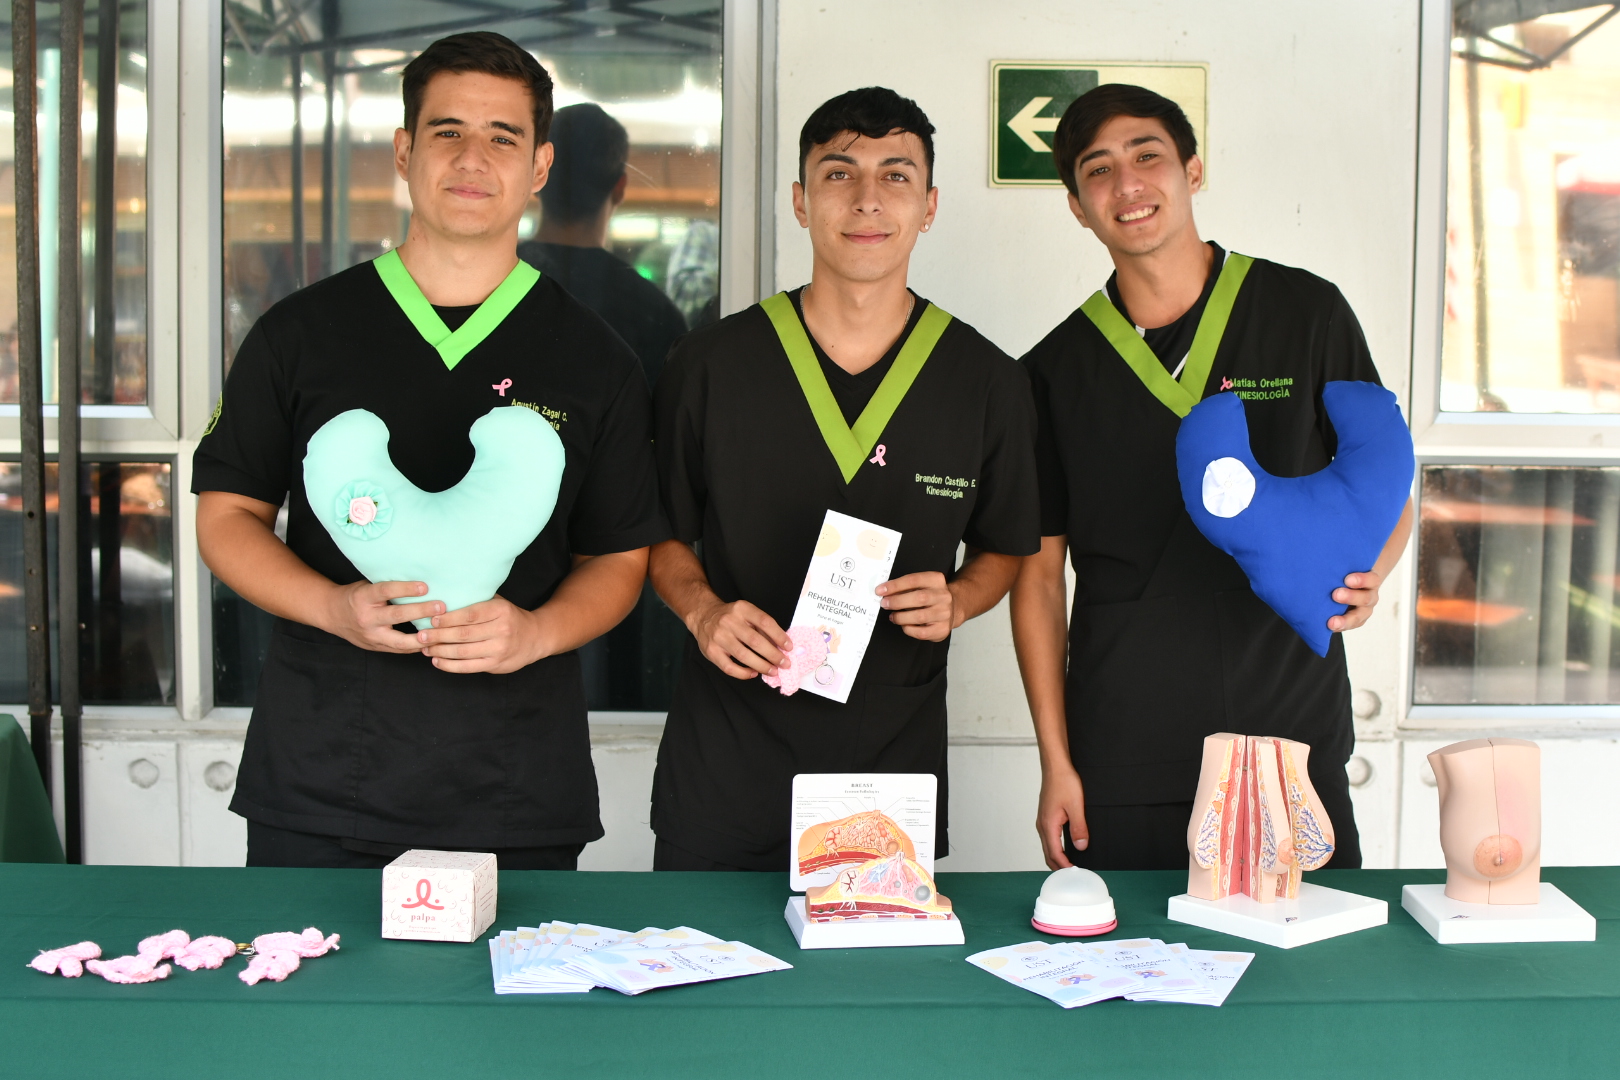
[303,405,565,629]
[1175,381,1414,657]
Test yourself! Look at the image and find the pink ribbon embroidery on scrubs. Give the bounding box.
[869,444,887,467]
[492,378,513,396]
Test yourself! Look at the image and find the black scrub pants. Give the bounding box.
[651,837,761,872]
[247,822,586,871]
[1063,771,1363,872]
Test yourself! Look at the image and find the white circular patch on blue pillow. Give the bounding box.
[1202,456,1256,518]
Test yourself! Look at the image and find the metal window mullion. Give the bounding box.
[290,49,305,290]
[92,0,118,405]
[14,0,54,792]
[58,0,86,864]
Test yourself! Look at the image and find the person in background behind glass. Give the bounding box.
[518,103,689,388]
[519,102,690,711]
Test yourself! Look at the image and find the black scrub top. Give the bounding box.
[652,288,1041,868]
[1022,245,1382,808]
[192,258,668,849]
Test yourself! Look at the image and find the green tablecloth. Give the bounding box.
[1,864,1614,1078]
[0,715,63,863]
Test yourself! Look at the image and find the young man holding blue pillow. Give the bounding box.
[1010,84,1413,872]
[192,33,665,869]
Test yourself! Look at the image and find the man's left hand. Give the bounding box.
[417,596,546,674]
[876,572,958,642]
[1328,570,1385,633]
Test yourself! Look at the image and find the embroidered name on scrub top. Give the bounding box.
[373,247,541,370]
[1079,252,1254,418]
[761,291,953,483]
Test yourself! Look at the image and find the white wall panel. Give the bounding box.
[941,742,1046,872]
[83,739,180,866]
[578,726,660,872]
[178,740,246,866]
[1347,739,1401,870]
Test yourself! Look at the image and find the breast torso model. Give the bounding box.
[1429,738,1541,905]
[1188,733,1335,903]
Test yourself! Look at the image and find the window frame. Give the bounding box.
[1407,0,1620,723]
[0,0,177,441]
[1410,0,1620,457]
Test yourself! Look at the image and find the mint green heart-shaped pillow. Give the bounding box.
[303,406,565,629]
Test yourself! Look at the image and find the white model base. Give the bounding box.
[1167,882,1388,949]
[1401,883,1596,944]
[784,896,965,949]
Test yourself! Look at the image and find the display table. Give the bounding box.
[2,864,1614,1079]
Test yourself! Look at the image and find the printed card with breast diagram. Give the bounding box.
[790,773,936,891]
[768,510,901,704]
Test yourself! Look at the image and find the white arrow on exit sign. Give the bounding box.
[1007,96,1061,153]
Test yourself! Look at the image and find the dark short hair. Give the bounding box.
[539,104,630,222]
[798,86,936,186]
[1052,84,1197,197]
[401,31,554,146]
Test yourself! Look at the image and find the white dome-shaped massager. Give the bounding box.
[1032,866,1118,936]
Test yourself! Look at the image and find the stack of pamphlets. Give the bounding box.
[489,922,792,996]
[966,937,1253,1008]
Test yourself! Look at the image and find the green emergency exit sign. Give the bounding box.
[990,61,1209,187]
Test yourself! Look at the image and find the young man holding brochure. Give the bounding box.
[648,87,1040,871]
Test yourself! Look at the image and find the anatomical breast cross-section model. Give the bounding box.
[1188,733,1335,903]
[796,810,917,878]
[804,853,955,922]
[1429,738,1541,905]
[798,811,952,922]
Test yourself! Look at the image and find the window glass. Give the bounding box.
[1445,6,1620,414]
[214,1,720,709]
[0,460,175,705]
[0,1,149,406]
[1415,464,1620,704]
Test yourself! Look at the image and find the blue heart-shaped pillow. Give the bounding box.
[1175,381,1414,657]
[303,405,565,628]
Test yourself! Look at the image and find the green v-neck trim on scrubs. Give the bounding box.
[372,248,541,371]
[1079,251,1254,418]
[761,290,953,484]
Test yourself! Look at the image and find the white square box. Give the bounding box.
[382,849,498,943]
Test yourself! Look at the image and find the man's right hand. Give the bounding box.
[322,580,444,654]
[689,598,792,680]
[1037,764,1089,870]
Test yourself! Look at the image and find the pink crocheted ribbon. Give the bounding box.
[239,928,340,986]
[80,929,237,984]
[761,626,829,697]
[174,936,238,971]
[28,941,101,978]
[85,954,171,984]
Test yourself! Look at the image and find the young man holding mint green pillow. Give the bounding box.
[193,32,666,869]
